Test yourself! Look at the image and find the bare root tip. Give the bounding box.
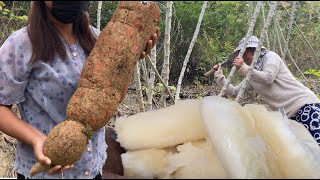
[30,162,52,177]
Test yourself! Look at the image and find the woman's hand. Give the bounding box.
[232,56,244,69]
[140,27,160,59]
[32,135,74,174]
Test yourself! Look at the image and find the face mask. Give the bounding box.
[50,1,90,24]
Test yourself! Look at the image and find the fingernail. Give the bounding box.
[45,159,51,165]
[70,164,74,168]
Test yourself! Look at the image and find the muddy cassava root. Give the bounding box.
[29,1,160,177]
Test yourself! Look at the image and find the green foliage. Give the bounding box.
[0,1,29,43]
[304,69,320,78]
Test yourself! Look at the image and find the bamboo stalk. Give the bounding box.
[219,1,263,97]
[175,1,208,102]
[160,1,173,107]
[134,62,145,112]
[145,55,175,102]
[236,1,277,102]
[282,1,296,62]
[147,45,157,111]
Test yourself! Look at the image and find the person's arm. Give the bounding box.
[0,105,50,163]
[213,64,253,98]
[238,53,281,85]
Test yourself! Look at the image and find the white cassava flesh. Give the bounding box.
[115,99,206,151]
[121,149,169,179]
[162,139,227,179]
[246,104,320,178]
[200,96,276,178]
[116,96,320,179]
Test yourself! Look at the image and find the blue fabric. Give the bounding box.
[290,103,320,145]
[0,26,107,179]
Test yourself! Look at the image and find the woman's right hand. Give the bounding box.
[32,135,74,174]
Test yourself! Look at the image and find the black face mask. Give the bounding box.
[50,1,90,24]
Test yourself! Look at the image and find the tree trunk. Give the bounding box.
[236,1,277,102]
[175,1,208,102]
[160,1,173,107]
[219,1,263,97]
[97,1,103,31]
[134,62,145,112]
[147,45,157,111]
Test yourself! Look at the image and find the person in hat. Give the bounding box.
[0,1,159,179]
[211,35,320,145]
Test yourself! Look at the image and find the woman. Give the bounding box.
[212,35,320,145]
[0,1,159,179]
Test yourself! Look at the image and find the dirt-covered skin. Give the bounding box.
[30,121,88,176]
[29,1,160,177]
[67,1,161,132]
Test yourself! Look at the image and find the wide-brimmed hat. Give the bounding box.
[226,35,266,62]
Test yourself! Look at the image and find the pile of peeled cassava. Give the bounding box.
[29,1,160,176]
[115,96,320,179]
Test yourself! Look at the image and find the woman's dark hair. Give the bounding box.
[27,1,97,63]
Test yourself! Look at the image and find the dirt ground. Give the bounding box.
[0,84,262,178]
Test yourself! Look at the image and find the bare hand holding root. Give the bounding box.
[30,135,74,176]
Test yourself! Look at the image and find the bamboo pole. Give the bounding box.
[147,45,157,111]
[236,1,277,102]
[282,1,296,61]
[219,1,263,97]
[175,1,208,102]
[160,1,173,107]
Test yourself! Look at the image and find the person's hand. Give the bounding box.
[32,135,74,174]
[140,27,160,59]
[232,56,244,69]
[212,63,220,71]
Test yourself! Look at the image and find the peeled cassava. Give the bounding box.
[29,1,160,176]
[116,96,320,179]
[115,99,206,151]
